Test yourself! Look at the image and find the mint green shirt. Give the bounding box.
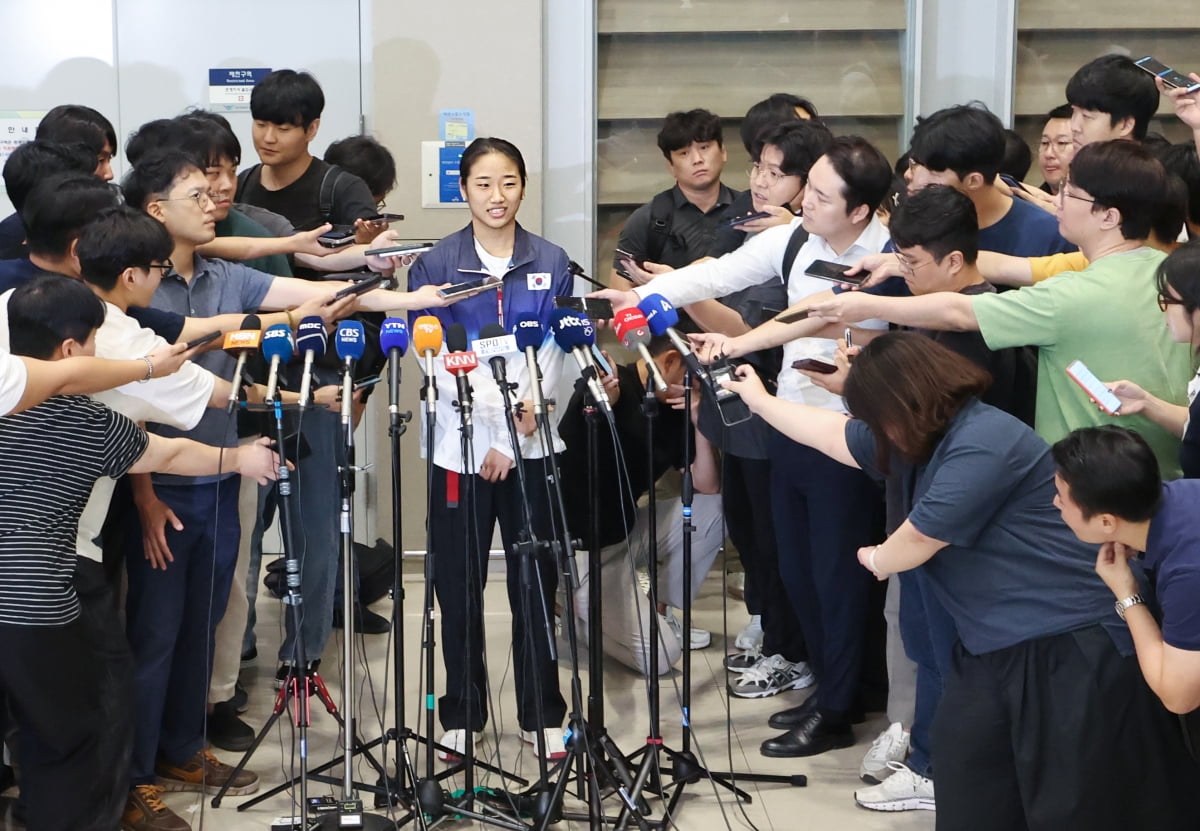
[973,247,1191,479]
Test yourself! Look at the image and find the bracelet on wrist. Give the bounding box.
[285,309,296,329]
[868,544,883,576]
[137,355,153,383]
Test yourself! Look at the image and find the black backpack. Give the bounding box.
[236,162,348,229]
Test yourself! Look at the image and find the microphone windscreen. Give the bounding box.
[479,322,507,340]
[261,324,295,363]
[613,308,652,348]
[412,315,443,355]
[295,317,327,356]
[445,322,469,354]
[223,329,262,353]
[638,293,680,336]
[335,320,367,361]
[241,313,262,331]
[512,313,545,351]
[550,308,594,351]
[380,317,410,356]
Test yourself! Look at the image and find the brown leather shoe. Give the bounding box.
[155,748,259,796]
[121,784,190,831]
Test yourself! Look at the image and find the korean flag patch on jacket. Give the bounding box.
[527,272,551,291]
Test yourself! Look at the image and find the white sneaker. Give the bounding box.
[436,729,483,762]
[855,762,935,812]
[734,614,763,651]
[723,645,762,674]
[859,722,910,783]
[660,608,711,650]
[728,653,815,698]
[520,727,568,760]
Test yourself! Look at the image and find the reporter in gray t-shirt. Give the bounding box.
[723,330,1198,831]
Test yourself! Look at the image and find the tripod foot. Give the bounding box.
[415,777,445,818]
[669,750,702,785]
[530,788,562,826]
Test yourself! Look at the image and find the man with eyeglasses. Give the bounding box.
[811,140,1192,480]
[1038,104,1076,195]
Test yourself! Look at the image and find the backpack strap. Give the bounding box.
[318,164,346,224]
[235,163,262,201]
[779,222,810,285]
[643,188,676,265]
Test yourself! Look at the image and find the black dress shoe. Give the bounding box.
[332,606,391,634]
[760,713,854,758]
[767,695,818,730]
[207,700,255,751]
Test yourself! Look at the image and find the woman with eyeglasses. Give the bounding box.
[1102,241,1200,478]
[723,330,1199,830]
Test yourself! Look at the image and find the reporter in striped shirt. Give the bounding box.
[0,274,278,831]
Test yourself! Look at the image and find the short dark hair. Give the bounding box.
[1066,54,1159,141]
[250,69,324,128]
[459,137,527,187]
[125,118,186,167]
[909,104,1006,182]
[325,135,396,200]
[1001,129,1033,180]
[656,109,723,158]
[740,93,820,155]
[1156,142,1200,229]
[121,150,203,211]
[1046,103,1073,121]
[180,110,242,168]
[889,185,980,266]
[1154,174,1188,243]
[824,136,893,215]
[843,331,991,472]
[8,273,106,360]
[77,206,174,292]
[20,172,119,257]
[1068,140,1168,240]
[1052,426,1162,522]
[757,120,833,183]
[1156,239,1200,319]
[3,140,96,211]
[36,105,117,157]
[646,333,676,357]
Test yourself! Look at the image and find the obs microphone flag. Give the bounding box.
[223,314,262,412]
[380,317,409,415]
[550,308,612,414]
[512,313,547,415]
[443,323,478,426]
[412,315,443,419]
[261,324,295,404]
[613,307,667,391]
[335,320,367,429]
[294,316,327,409]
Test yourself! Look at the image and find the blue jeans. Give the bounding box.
[898,567,959,778]
[125,477,239,783]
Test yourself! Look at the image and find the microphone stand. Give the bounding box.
[528,363,645,831]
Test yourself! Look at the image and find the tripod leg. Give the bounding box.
[211,685,295,808]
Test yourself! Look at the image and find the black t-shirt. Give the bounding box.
[1181,377,1200,479]
[558,363,689,548]
[235,157,376,234]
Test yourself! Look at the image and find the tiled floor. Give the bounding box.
[2,564,934,830]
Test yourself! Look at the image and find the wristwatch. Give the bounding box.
[1115,594,1146,620]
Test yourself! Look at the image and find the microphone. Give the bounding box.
[335,320,366,429]
[638,293,703,375]
[443,322,478,422]
[513,313,547,416]
[613,307,667,391]
[294,316,326,409]
[380,317,409,417]
[550,308,612,414]
[412,315,443,418]
[261,324,295,404]
[223,314,262,413]
[475,322,519,390]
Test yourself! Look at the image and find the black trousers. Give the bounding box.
[933,626,1200,831]
[0,617,115,831]
[429,459,567,732]
[722,453,806,662]
[768,434,882,721]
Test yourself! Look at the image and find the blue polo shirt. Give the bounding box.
[1144,479,1200,651]
[149,254,273,485]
